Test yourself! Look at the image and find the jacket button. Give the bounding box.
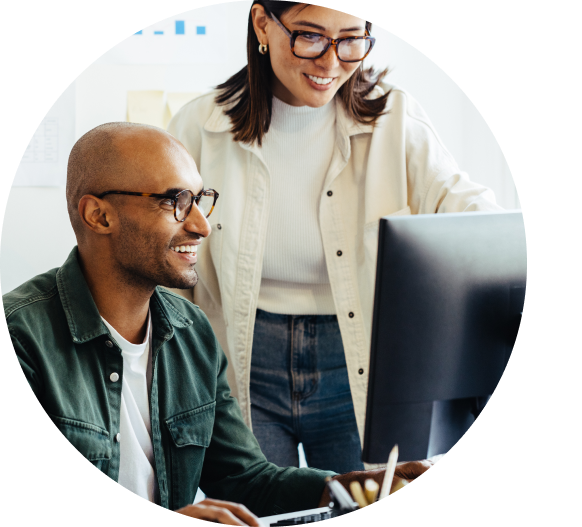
[217,224,222,230]
[105,340,113,348]
[327,190,333,197]
[337,250,343,257]
[115,433,121,443]
[358,368,364,375]
[110,372,119,383]
[349,312,354,318]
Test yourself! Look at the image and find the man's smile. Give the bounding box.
[170,243,199,263]
[170,244,198,254]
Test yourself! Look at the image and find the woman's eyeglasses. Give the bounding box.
[97,188,219,222]
[270,12,375,63]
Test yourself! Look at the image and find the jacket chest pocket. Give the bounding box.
[165,401,216,508]
[51,415,111,473]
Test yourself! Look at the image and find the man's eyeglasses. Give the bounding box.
[97,188,219,222]
[270,12,375,63]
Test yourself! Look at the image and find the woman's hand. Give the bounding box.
[176,498,261,525]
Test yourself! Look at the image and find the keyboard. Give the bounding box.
[269,510,343,527]
[260,475,360,526]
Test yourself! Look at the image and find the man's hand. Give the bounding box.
[176,498,261,525]
[394,459,433,481]
[318,459,434,507]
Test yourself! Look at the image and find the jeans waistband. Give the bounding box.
[255,308,338,324]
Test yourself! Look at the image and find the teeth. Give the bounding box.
[307,74,333,85]
[171,245,198,253]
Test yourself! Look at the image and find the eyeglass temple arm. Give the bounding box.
[269,12,292,38]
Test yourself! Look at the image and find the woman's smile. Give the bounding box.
[304,73,336,90]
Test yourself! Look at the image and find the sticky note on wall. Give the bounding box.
[127,91,165,128]
[164,92,201,128]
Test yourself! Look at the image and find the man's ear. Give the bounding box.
[78,195,116,234]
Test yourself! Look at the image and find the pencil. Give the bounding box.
[349,481,369,508]
[379,444,399,500]
[364,478,380,504]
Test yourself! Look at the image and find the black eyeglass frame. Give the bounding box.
[269,12,376,63]
[97,188,219,222]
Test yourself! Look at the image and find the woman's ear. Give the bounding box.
[251,4,270,45]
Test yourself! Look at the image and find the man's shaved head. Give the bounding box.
[66,122,182,236]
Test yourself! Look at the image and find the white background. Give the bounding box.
[1,0,519,294]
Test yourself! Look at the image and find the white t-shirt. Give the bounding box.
[102,312,158,502]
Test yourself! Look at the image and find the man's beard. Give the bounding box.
[113,213,199,291]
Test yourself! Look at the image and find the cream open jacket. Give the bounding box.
[168,83,501,443]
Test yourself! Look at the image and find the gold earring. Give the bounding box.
[259,43,268,55]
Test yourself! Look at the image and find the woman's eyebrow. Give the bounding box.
[292,21,365,33]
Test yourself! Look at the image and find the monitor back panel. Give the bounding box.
[363,211,526,462]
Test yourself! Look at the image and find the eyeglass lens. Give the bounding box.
[196,194,215,218]
[175,191,215,220]
[294,34,371,61]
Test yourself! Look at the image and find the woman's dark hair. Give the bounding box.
[215,0,390,145]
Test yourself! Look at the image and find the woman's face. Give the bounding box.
[253,4,367,107]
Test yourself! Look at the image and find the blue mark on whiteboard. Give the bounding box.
[132,22,206,38]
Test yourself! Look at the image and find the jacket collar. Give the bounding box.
[56,247,192,345]
[203,100,234,133]
[334,99,375,162]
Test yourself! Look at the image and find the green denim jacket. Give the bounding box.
[4,247,334,515]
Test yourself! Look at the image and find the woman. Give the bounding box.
[168,1,499,473]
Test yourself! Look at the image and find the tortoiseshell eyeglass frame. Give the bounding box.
[96,188,219,221]
[269,12,375,63]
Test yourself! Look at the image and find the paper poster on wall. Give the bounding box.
[97,5,227,65]
[166,92,201,125]
[127,91,166,128]
[13,84,76,187]
[126,91,202,129]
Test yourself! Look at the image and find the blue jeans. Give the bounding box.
[250,309,364,473]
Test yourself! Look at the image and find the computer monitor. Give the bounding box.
[362,211,526,463]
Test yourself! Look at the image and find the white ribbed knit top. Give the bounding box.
[257,96,337,315]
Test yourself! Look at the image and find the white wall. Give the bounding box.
[0,1,519,294]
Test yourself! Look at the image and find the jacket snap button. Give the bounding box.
[327,191,333,197]
[358,368,364,375]
[110,372,119,382]
[337,250,343,257]
[349,312,354,318]
[105,340,113,348]
[115,433,121,443]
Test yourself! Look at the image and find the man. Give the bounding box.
[4,123,430,525]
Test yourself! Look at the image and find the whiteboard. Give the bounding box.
[96,4,228,65]
[12,83,76,187]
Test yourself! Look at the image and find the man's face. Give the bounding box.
[107,134,211,290]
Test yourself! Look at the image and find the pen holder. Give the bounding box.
[390,477,409,494]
